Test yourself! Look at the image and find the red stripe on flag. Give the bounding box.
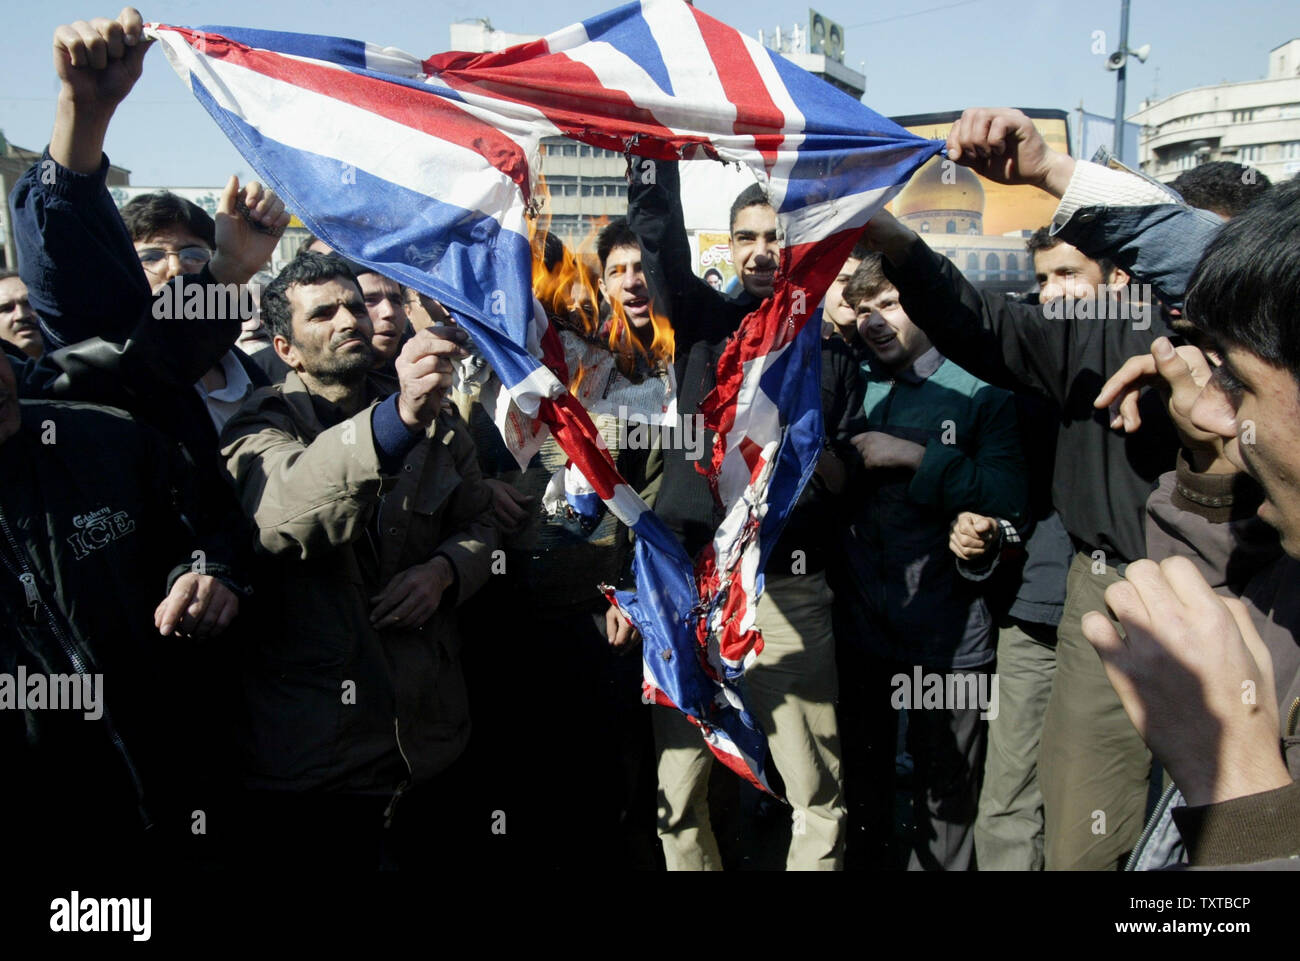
[689,6,786,174]
[425,45,712,161]
[161,26,533,201]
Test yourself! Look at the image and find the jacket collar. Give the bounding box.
[280,369,394,437]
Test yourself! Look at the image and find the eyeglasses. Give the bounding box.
[137,246,212,274]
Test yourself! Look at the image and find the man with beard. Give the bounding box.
[220,252,499,869]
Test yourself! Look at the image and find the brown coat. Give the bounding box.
[1145,455,1300,866]
[221,370,497,794]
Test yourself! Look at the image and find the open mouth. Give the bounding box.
[868,331,897,350]
[623,296,650,315]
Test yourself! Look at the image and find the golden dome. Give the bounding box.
[894,156,985,217]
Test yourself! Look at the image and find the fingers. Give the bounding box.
[401,352,456,380]
[177,573,216,635]
[1152,337,1209,413]
[1095,353,1155,412]
[1081,608,1125,659]
[119,7,145,45]
[506,486,535,507]
[208,589,240,637]
[1117,386,1144,433]
[218,174,239,216]
[156,575,198,636]
[380,590,425,629]
[493,488,528,524]
[244,183,289,233]
[1082,609,1148,734]
[369,574,408,623]
[605,606,623,645]
[1224,596,1276,702]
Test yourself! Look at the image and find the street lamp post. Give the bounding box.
[1106,0,1150,163]
[1113,0,1131,159]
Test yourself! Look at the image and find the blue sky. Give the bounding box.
[1,0,1296,185]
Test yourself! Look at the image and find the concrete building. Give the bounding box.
[1130,38,1300,184]
[447,16,865,246]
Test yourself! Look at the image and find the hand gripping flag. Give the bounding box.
[146,0,943,792]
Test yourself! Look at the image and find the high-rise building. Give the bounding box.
[1129,38,1300,184]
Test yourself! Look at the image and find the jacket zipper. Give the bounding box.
[0,504,153,830]
[1125,780,1180,871]
[383,717,414,829]
[1287,697,1300,738]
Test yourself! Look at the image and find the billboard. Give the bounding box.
[889,108,1072,293]
[808,9,844,63]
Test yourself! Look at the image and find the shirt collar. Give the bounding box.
[200,350,254,403]
[863,346,945,384]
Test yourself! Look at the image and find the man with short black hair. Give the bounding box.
[1080,177,1300,867]
[1170,160,1272,220]
[624,155,854,870]
[865,106,1187,869]
[0,272,41,359]
[836,252,1027,871]
[821,239,872,346]
[222,250,499,869]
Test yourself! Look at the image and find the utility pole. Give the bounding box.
[1113,0,1131,159]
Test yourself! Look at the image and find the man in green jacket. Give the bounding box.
[838,253,1027,871]
[220,252,499,869]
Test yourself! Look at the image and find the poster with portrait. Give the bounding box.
[694,231,737,293]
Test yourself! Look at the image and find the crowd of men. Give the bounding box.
[5,8,1300,872]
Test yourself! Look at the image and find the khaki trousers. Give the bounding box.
[653,570,846,870]
[974,620,1057,870]
[1039,552,1151,870]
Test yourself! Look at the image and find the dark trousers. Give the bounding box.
[838,650,989,871]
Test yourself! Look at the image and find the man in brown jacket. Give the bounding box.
[220,252,498,869]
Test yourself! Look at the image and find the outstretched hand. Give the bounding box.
[945,107,1075,198]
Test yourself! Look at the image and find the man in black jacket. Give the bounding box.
[0,351,233,866]
[863,107,1187,870]
[621,155,854,869]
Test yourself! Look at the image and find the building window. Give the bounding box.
[965,253,980,274]
[945,219,956,233]
[1006,253,1019,274]
[985,253,1001,278]
[919,221,930,233]
[563,144,577,157]
[1283,141,1300,160]
[581,184,592,197]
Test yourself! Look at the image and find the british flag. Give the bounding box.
[146,0,942,791]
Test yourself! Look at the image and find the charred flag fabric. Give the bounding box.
[145,0,944,791]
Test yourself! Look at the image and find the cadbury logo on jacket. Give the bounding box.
[66,507,136,560]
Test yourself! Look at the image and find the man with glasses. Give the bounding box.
[120,190,275,434]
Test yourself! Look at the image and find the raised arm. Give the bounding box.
[866,210,1072,404]
[626,155,732,347]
